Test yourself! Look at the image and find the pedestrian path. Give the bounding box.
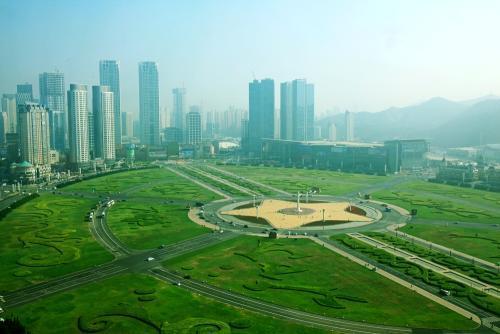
[348,232,500,299]
[307,236,482,325]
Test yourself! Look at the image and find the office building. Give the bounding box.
[39,72,66,150]
[280,79,314,141]
[345,110,354,142]
[328,123,337,141]
[186,107,202,145]
[1,94,17,133]
[92,86,115,161]
[0,112,7,144]
[172,88,186,130]
[138,62,160,146]
[17,103,51,170]
[16,83,34,107]
[248,79,274,154]
[121,112,134,137]
[67,84,90,167]
[99,60,121,146]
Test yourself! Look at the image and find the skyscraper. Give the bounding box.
[172,88,186,131]
[138,62,160,146]
[345,110,354,142]
[328,123,337,141]
[186,107,202,145]
[121,112,134,137]
[67,84,89,166]
[92,86,115,161]
[248,79,274,154]
[16,83,34,107]
[17,102,51,167]
[280,79,314,141]
[99,60,121,147]
[1,94,17,133]
[39,72,66,150]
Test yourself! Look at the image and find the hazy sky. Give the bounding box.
[1,0,500,116]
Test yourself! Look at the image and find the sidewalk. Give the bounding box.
[348,232,499,299]
[386,224,499,272]
[308,236,482,325]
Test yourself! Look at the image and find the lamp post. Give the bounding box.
[296,192,302,213]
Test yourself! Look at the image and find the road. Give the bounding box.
[2,163,498,333]
[150,267,411,334]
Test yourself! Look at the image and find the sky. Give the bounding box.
[1,0,500,117]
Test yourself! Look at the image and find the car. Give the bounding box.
[146,257,155,262]
[0,307,3,313]
[174,282,181,286]
[158,244,165,249]
[243,224,248,228]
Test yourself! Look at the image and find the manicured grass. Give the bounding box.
[365,232,500,287]
[335,234,500,317]
[61,168,169,193]
[128,168,221,202]
[10,273,330,334]
[107,201,208,249]
[400,224,500,264]
[198,166,277,196]
[217,165,387,195]
[164,236,476,330]
[178,166,248,197]
[373,180,500,223]
[0,194,112,292]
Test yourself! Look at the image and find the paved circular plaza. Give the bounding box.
[221,198,375,229]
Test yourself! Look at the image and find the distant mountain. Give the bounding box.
[317,95,500,148]
[432,99,500,147]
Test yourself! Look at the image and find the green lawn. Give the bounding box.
[164,236,476,330]
[401,224,500,264]
[128,169,221,202]
[61,168,169,193]
[0,194,112,292]
[365,231,499,287]
[197,166,277,195]
[373,180,500,223]
[335,234,500,317]
[10,273,329,334]
[107,201,208,249]
[217,165,388,195]
[177,166,248,197]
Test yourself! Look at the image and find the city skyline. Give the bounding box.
[3,1,500,116]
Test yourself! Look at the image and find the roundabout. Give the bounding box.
[220,198,377,230]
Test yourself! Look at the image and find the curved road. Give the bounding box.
[1,164,497,333]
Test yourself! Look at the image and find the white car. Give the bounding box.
[146,257,155,262]
[0,307,3,313]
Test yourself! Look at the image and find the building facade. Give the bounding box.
[1,94,17,133]
[99,60,121,147]
[17,103,51,178]
[172,87,186,132]
[280,79,314,142]
[39,72,66,150]
[16,83,34,107]
[92,86,115,161]
[121,111,134,137]
[138,62,160,146]
[186,108,202,145]
[345,110,354,142]
[248,79,274,154]
[67,84,90,167]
